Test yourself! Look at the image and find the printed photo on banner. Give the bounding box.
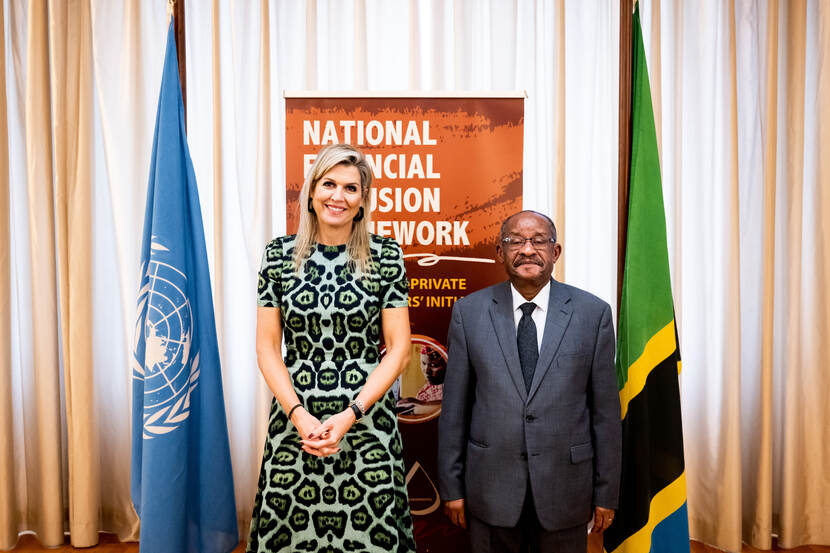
[387,335,447,423]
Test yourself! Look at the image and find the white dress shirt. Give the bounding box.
[510,280,550,353]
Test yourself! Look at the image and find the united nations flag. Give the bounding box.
[131,21,238,553]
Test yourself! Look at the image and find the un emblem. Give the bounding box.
[132,241,200,438]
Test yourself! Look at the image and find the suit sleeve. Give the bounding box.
[590,304,622,509]
[437,303,472,502]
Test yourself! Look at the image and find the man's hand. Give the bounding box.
[444,498,467,528]
[591,506,615,533]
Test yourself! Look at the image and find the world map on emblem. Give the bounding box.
[133,242,200,438]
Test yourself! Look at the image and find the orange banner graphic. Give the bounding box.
[285,95,524,553]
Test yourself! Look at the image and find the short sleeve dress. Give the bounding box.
[247,234,416,553]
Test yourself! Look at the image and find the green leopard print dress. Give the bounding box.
[247,234,416,553]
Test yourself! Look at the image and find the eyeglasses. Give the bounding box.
[501,236,556,251]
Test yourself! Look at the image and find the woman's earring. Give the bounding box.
[353,207,365,222]
[308,198,315,213]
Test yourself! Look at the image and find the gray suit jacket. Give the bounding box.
[437,279,621,531]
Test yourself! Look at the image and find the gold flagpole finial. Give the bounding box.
[167,0,175,22]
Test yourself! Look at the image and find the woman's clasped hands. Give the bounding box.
[298,408,357,457]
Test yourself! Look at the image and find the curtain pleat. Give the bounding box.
[778,0,830,547]
[641,0,830,549]
[0,0,14,548]
[778,0,809,547]
[209,0,223,354]
[744,0,779,547]
[251,6,275,530]
[560,0,618,303]
[88,0,164,541]
[186,1,275,533]
[48,0,99,545]
[553,0,565,281]
[672,2,743,550]
[23,0,66,546]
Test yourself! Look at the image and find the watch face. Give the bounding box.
[382,334,447,425]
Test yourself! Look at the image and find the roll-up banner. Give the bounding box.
[285,93,524,552]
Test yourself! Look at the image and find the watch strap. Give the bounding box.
[349,402,363,421]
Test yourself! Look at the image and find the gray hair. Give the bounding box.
[499,210,558,242]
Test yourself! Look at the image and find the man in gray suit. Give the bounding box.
[438,210,621,553]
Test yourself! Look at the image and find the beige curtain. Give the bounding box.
[776,1,830,547]
[20,0,65,546]
[49,0,99,545]
[640,0,830,550]
[2,0,100,547]
[2,0,166,548]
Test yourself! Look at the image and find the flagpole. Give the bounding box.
[172,0,187,131]
[617,0,634,320]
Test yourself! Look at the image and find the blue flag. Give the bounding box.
[131,22,238,553]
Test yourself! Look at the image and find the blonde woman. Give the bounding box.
[247,144,416,553]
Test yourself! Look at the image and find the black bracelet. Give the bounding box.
[287,403,302,421]
[349,403,363,422]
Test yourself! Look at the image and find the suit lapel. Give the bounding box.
[489,282,527,401]
[527,279,573,402]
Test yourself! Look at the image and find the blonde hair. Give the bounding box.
[293,144,374,274]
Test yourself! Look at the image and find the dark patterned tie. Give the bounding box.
[517,302,538,392]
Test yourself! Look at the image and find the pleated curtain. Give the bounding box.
[2,0,166,547]
[639,1,830,549]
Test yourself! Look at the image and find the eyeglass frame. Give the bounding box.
[500,235,557,251]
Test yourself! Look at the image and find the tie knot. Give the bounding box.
[520,302,536,317]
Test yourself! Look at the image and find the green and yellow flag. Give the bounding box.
[603,5,690,553]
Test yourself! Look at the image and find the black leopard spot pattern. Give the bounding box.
[247,235,415,553]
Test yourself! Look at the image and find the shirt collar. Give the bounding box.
[510,280,551,313]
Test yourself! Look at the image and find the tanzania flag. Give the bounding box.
[603,5,690,553]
